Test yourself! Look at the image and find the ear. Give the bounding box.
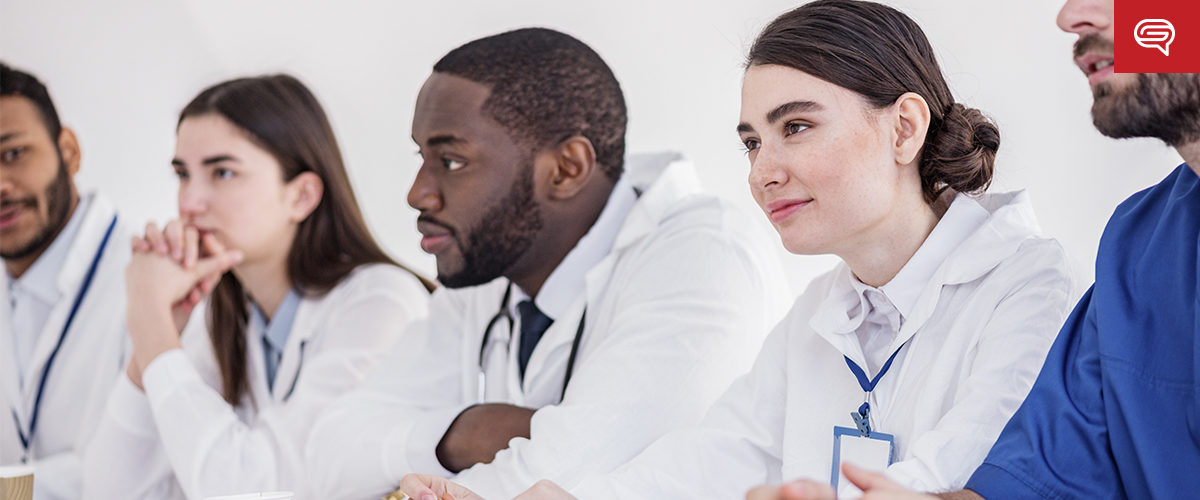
[891,92,931,167]
[57,126,82,178]
[286,171,324,222]
[546,135,598,201]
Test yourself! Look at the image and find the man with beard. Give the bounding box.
[739,0,1200,498]
[306,28,790,500]
[1,63,132,499]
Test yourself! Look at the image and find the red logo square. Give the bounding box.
[1116,0,1200,72]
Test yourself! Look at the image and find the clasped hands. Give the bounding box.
[124,220,243,389]
[397,462,936,500]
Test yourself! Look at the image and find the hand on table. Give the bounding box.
[746,463,942,500]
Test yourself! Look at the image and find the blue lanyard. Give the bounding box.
[843,340,907,437]
[11,215,117,453]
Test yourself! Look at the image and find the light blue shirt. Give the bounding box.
[249,288,302,391]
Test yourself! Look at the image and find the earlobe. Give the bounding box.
[289,172,324,221]
[893,93,931,166]
[547,136,597,201]
[58,127,82,177]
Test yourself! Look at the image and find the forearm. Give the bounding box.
[436,404,536,473]
[937,490,983,500]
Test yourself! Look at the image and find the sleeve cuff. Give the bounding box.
[386,404,472,481]
[141,348,202,411]
[965,463,1050,500]
[106,371,159,437]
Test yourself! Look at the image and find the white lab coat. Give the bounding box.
[1,193,131,500]
[305,153,792,500]
[568,190,1085,499]
[80,263,430,500]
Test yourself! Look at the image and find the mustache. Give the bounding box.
[0,196,36,210]
[416,213,458,237]
[1074,33,1114,59]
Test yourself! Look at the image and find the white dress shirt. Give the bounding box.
[81,264,430,500]
[1,193,131,500]
[7,195,91,387]
[305,152,792,500]
[568,191,1086,499]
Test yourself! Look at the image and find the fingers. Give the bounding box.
[780,480,836,500]
[183,226,199,268]
[398,474,443,500]
[200,231,228,258]
[516,480,573,500]
[163,220,185,261]
[131,235,152,253]
[842,463,901,493]
[144,223,168,256]
[746,485,783,500]
[192,249,244,282]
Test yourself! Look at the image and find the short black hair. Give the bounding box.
[0,62,63,141]
[433,28,627,182]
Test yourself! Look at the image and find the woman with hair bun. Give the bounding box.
[398,1,1082,499]
[81,75,433,500]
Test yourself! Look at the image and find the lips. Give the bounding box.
[765,198,811,224]
[1075,53,1115,86]
[0,199,33,231]
[416,218,456,254]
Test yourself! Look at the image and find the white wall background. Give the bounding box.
[0,0,1183,296]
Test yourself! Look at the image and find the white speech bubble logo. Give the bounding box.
[1135,19,1175,56]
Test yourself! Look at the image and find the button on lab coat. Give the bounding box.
[81,263,430,500]
[569,190,1085,498]
[305,153,793,500]
[0,194,131,500]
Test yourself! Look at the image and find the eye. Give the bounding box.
[213,167,235,180]
[741,138,760,154]
[173,166,189,180]
[1,146,26,163]
[784,122,809,136]
[442,158,465,171]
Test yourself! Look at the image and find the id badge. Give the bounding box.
[831,426,894,499]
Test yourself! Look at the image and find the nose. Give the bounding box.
[177,177,207,218]
[1057,0,1111,35]
[407,161,443,213]
[748,141,788,195]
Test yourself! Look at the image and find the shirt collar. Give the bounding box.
[6,195,93,306]
[874,193,989,319]
[250,288,303,352]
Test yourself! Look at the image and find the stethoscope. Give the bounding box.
[477,283,587,403]
[10,215,117,459]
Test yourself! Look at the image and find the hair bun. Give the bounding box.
[921,102,1000,201]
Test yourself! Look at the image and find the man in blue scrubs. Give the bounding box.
[747,0,1200,498]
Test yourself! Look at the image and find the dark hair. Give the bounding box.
[179,75,434,406]
[0,62,63,143]
[433,28,627,182]
[748,0,1000,203]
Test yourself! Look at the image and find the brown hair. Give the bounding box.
[748,0,1000,203]
[179,75,434,406]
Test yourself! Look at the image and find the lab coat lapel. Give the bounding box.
[0,277,21,428]
[19,196,115,402]
[271,297,318,402]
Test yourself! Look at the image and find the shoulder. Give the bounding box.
[322,263,431,304]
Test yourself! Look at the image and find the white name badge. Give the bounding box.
[831,426,894,499]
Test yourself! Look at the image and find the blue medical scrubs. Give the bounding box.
[966,164,1200,499]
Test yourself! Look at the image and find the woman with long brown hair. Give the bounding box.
[82,74,432,500]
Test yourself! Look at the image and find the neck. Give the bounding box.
[233,252,292,320]
[1178,140,1200,176]
[841,193,945,288]
[506,182,613,298]
[5,192,81,279]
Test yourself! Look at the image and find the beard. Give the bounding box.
[0,158,74,261]
[437,160,543,289]
[1076,35,1200,146]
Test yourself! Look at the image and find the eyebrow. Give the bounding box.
[423,134,467,147]
[170,155,238,167]
[0,132,23,143]
[736,100,825,135]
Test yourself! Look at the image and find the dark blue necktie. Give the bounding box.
[517,300,554,379]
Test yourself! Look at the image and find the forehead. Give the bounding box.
[0,95,53,143]
[412,72,508,143]
[739,64,868,125]
[175,114,263,157]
